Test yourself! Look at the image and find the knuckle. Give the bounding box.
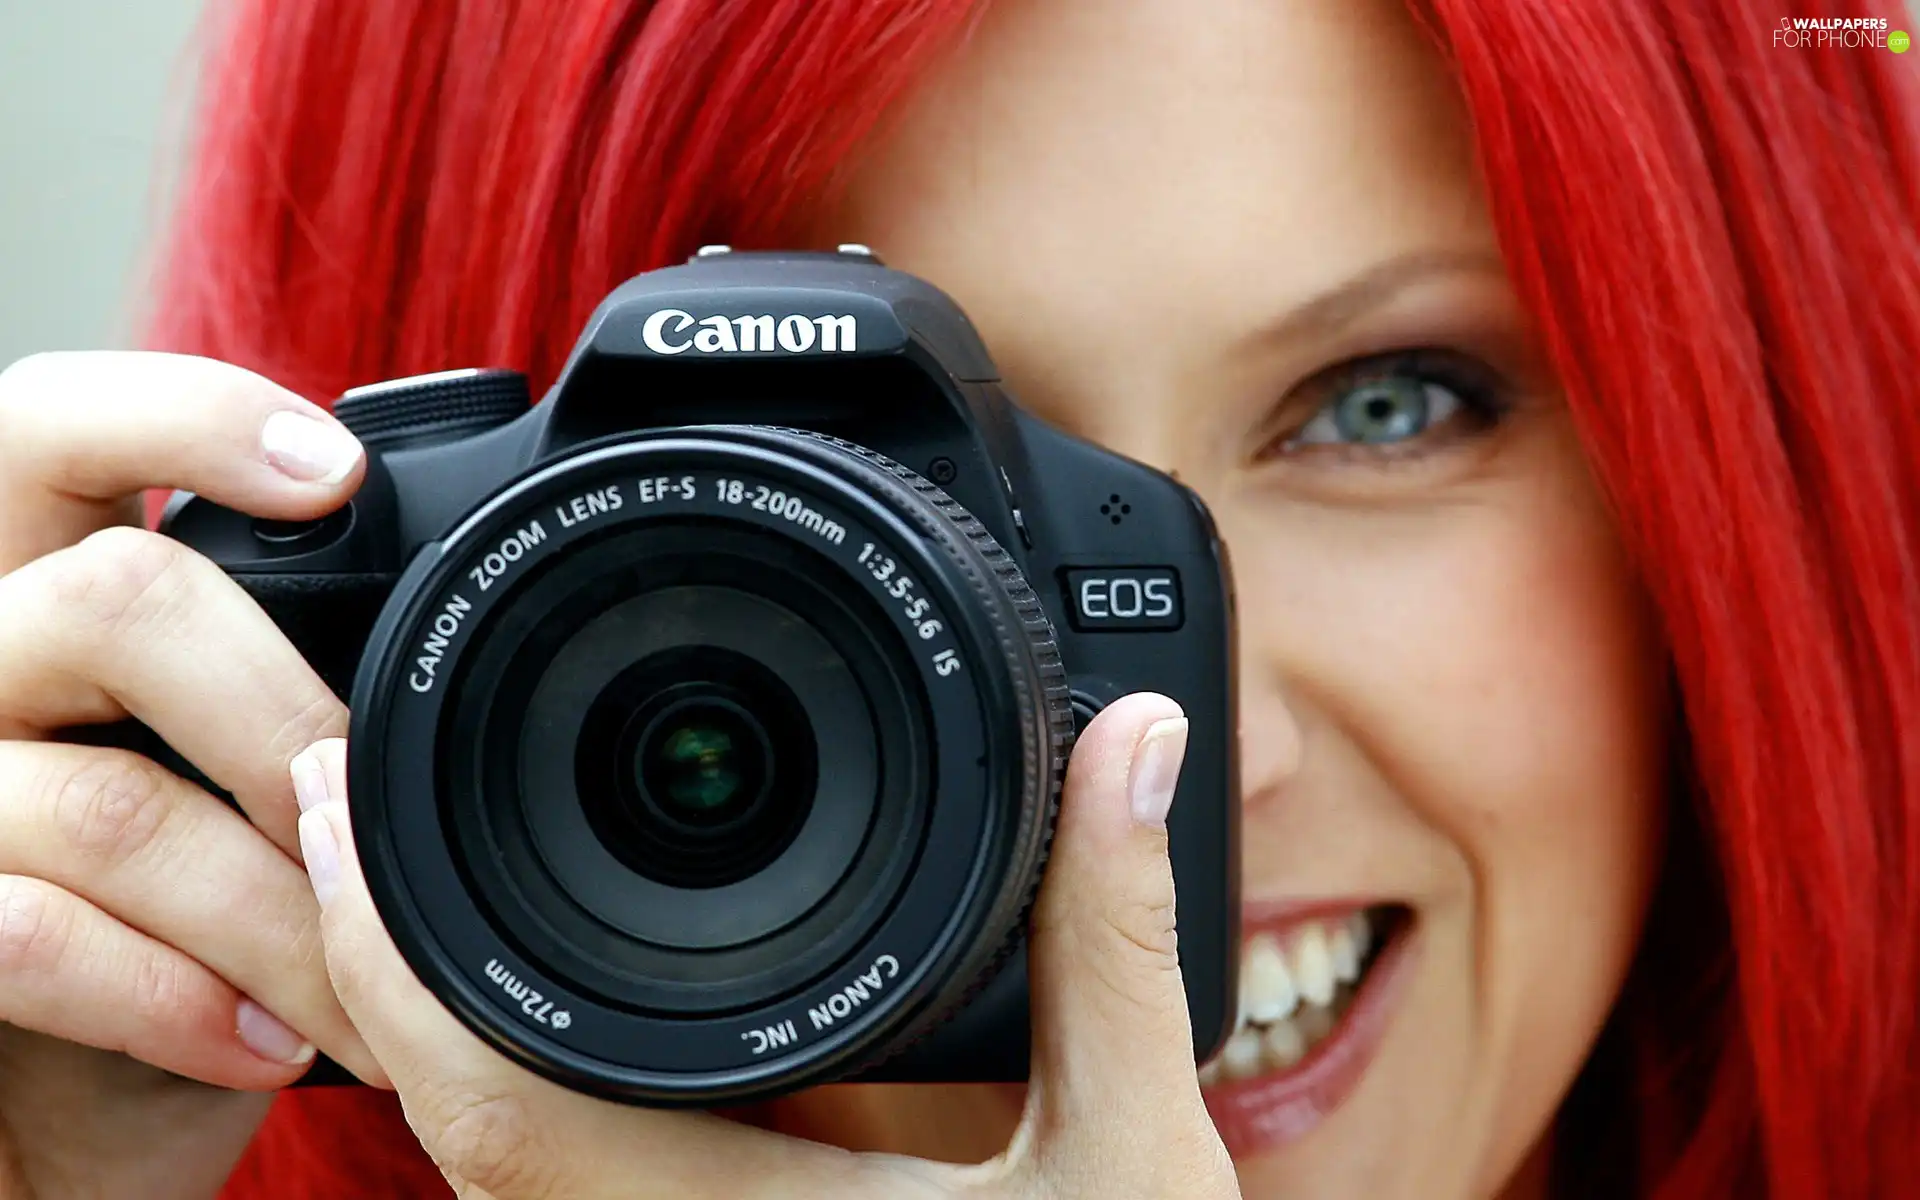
[44,527,194,639]
[1103,884,1181,968]
[263,878,334,999]
[44,751,174,867]
[1038,856,1183,1015]
[125,940,194,1026]
[269,880,327,974]
[423,1089,566,1200]
[0,876,72,977]
[265,687,348,770]
[1087,897,1182,1011]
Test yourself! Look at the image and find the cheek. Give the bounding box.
[1427,507,1669,1180]
[1240,478,1667,854]
[1228,449,1669,1159]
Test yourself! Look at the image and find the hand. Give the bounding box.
[0,351,387,1199]
[298,693,1239,1199]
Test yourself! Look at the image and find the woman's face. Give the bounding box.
[815,0,1673,1194]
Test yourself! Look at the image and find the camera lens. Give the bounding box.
[576,647,816,890]
[351,428,1071,1106]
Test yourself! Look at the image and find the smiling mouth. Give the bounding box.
[1201,904,1412,1089]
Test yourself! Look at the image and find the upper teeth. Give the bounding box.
[1240,935,1297,1024]
[1235,911,1374,1033]
[1202,911,1381,1088]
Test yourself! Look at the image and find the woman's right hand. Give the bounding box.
[0,351,388,1199]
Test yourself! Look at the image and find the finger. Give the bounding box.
[293,740,928,1200]
[0,740,383,1085]
[0,350,364,573]
[1011,693,1234,1193]
[0,526,345,850]
[0,873,319,1089]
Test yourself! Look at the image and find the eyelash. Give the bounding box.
[1257,348,1513,465]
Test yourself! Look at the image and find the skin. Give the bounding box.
[791,0,1673,1192]
[0,351,387,1198]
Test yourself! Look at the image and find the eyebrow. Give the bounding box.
[1254,248,1512,347]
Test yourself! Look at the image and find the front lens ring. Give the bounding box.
[348,429,1067,1105]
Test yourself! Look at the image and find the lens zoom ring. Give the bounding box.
[789,432,1072,1064]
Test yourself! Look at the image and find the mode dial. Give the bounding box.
[332,368,529,450]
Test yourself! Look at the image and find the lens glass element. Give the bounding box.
[645,702,756,818]
[575,646,816,891]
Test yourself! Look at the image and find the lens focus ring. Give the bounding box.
[777,430,1074,1061]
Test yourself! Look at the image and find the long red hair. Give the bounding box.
[146,2,1919,1197]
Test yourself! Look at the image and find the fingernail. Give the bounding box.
[1129,717,1189,828]
[237,997,316,1066]
[290,748,330,815]
[262,409,363,485]
[299,806,341,908]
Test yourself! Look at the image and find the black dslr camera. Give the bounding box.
[147,248,1238,1105]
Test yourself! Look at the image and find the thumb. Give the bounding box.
[290,739,905,1200]
[1013,692,1233,1192]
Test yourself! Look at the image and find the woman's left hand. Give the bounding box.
[292,693,1239,1199]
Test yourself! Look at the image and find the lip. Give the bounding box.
[1202,909,1419,1158]
[1238,897,1394,937]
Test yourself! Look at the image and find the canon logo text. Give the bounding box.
[641,309,857,355]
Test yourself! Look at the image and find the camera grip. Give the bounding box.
[58,572,397,1089]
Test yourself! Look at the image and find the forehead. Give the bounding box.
[824,0,1494,365]
[840,0,1482,288]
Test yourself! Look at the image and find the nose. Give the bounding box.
[1237,669,1304,807]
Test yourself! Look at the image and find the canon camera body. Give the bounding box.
[145,248,1238,1106]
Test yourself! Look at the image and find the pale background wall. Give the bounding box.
[0,0,206,366]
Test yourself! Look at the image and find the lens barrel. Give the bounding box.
[347,428,1070,1105]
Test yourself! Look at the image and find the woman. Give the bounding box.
[0,0,1912,1195]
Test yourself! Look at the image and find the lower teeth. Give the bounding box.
[1203,982,1357,1084]
[1201,907,1396,1087]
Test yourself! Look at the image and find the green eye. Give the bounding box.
[1264,349,1512,465]
[1295,373,1464,446]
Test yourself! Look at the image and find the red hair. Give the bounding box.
[1420,3,1920,1194]
[146,2,1918,1197]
